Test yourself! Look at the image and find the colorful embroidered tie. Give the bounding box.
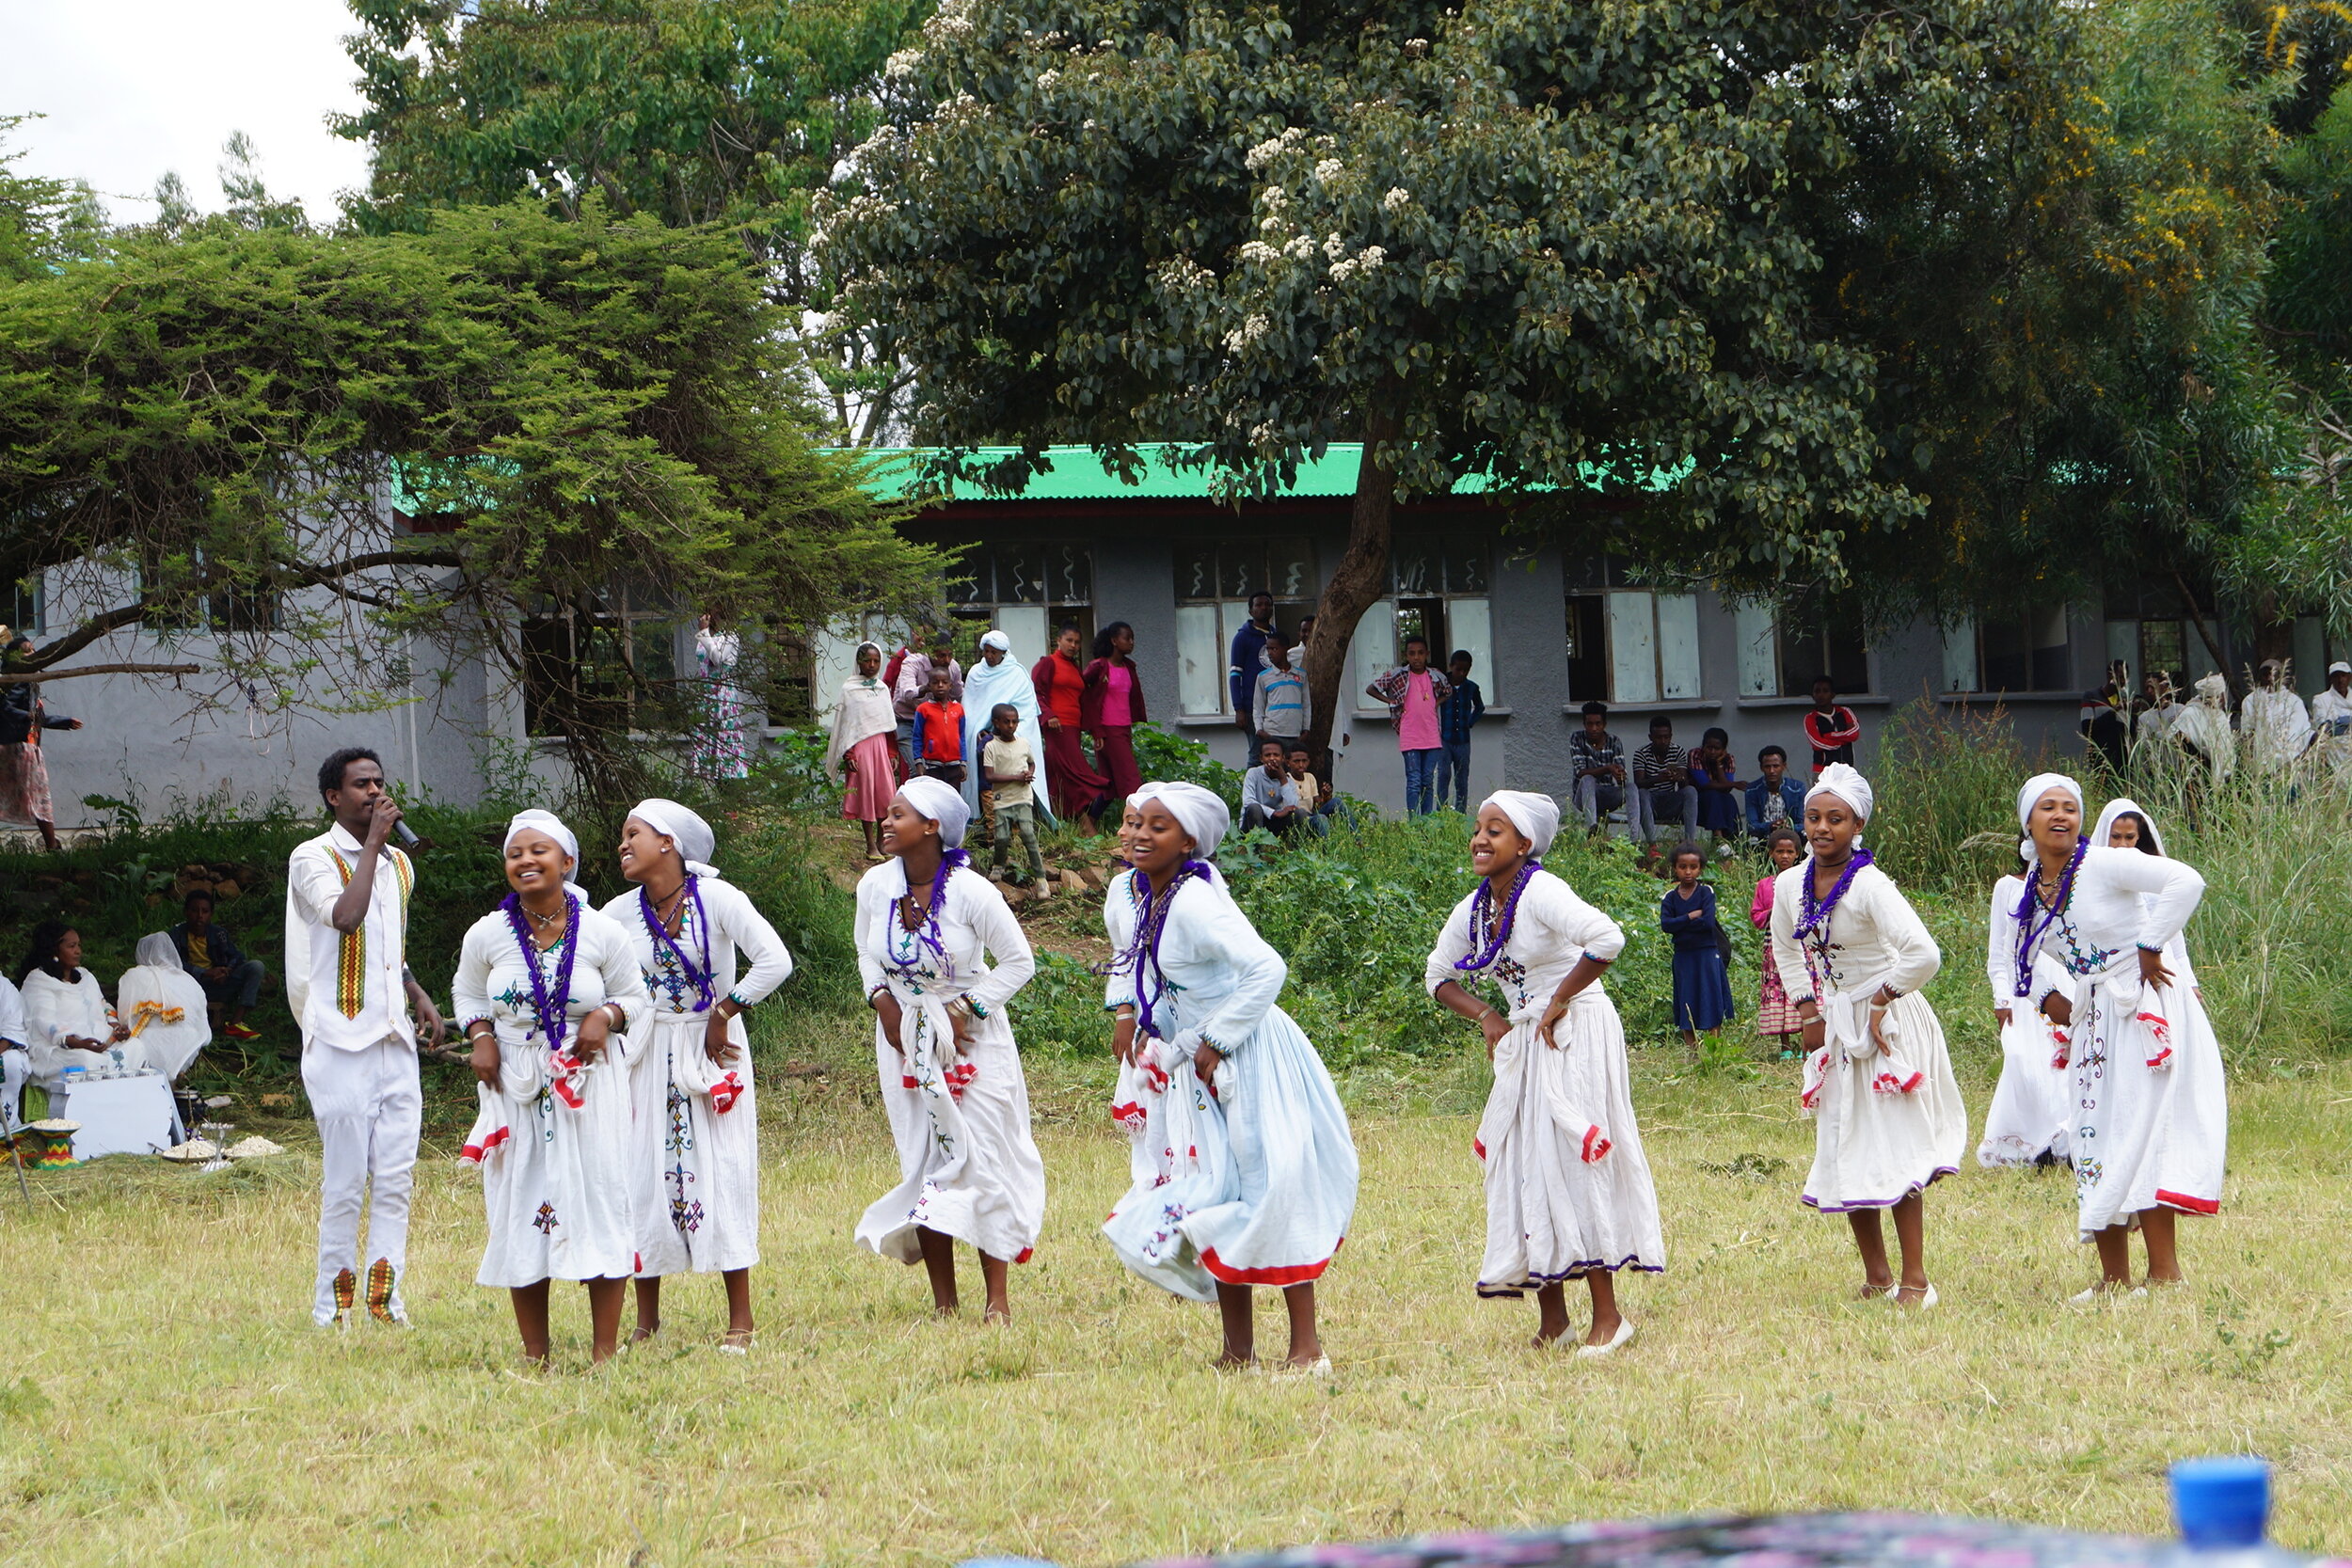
[328,848,413,1019]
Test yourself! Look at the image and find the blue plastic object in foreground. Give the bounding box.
[2173,1458,2273,1549]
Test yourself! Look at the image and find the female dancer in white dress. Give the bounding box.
[2003,777,2217,1297]
[1978,865,2074,1170]
[852,775,1044,1321]
[1769,765,1966,1307]
[606,798,794,1352]
[1102,781,1359,1370]
[1423,791,1663,1354]
[456,810,651,1365]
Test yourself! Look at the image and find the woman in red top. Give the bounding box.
[1032,624,1108,827]
[1081,621,1147,811]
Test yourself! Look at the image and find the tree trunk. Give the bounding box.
[1301,404,1403,768]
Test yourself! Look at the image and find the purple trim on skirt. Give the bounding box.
[1801,1164,1958,1213]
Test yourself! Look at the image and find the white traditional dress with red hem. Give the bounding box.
[1978,874,2074,1168]
[454,900,652,1286]
[850,857,1045,1267]
[1422,867,1665,1296]
[604,876,793,1278]
[1993,842,2220,1240]
[1770,861,1966,1212]
[1101,869,1359,1302]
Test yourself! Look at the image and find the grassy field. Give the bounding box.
[1,1049,2344,1567]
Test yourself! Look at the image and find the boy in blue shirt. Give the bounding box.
[1436,649,1486,813]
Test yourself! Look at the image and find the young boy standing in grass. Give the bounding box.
[982,704,1048,891]
[1436,650,1486,814]
[912,667,967,790]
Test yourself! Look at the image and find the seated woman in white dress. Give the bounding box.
[15,922,127,1078]
[606,798,795,1353]
[1102,781,1359,1370]
[2002,779,2217,1300]
[455,810,651,1367]
[1769,766,1967,1308]
[1424,791,1664,1355]
[852,775,1043,1322]
[117,932,212,1081]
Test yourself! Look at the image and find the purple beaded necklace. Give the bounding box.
[2010,837,2087,998]
[1098,859,1213,1040]
[1454,858,1541,975]
[501,890,580,1052]
[641,874,715,1012]
[1792,848,1873,943]
[888,848,971,978]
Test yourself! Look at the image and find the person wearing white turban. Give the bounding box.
[2167,673,2235,786]
[1424,792,1662,1354]
[1769,764,1966,1307]
[961,627,1057,838]
[282,749,441,1328]
[2000,781,2216,1298]
[851,778,1044,1319]
[605,799,796,1352]
[116,932,211,1080]
[455,808,652,1365]
[1101,781,1359,1370]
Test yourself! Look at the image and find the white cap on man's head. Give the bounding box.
[2331,660,2352,676]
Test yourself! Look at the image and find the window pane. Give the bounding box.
[1353,599,1396,700]
[2295,615,2328,696]
[1175,603,1225,715]
[810,625,866,721]
[1264,537,1314,602]
[2028,604,2069,690]
[946,546,989,605]
[1447,544,1487,594]
[1942,618,1979,692]
[2105,619,2138,677]
[1980,617,2028,692]
[1174,545,1217,602]
[996,543,1045,604]
[1608,592,1659,705]
[1656,593,1700,700]
[1046,545,1091,605]
[995,605,1050,673]
[1391,542,1438,597]
[1450,596,1494,703]
[1565,594,1608,702]
[1825,625,1869,694]
[1733,604,1778,698]
[1219,600,1253,713]
[2139,619,2185,681]
[1221,551,1262,600]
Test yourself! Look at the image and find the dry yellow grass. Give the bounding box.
[0,1053,2344,1567]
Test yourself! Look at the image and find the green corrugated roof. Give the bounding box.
[855,444,1686,503]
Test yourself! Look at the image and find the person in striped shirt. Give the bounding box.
[1251,629,1312,757]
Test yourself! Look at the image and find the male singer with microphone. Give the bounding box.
[284,747,443,1326]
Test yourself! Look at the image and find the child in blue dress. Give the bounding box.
[1661,841,1734,1055]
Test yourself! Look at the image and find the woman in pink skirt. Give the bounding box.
[1082,621,1147,813]
[1750,826,1805,1056]
[828,641,900,860]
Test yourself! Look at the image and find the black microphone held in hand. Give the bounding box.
[391,818,421,848]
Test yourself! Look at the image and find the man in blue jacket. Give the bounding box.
[171,891,268,1041]
[1743,744,1808,838]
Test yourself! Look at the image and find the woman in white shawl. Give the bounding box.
[828,641,900,862]
[117,932,211,1080]
[1770,765,1966,1307]
[961,629,1055,833]
[455,809,651,1367]
[15,922,126,1078]
[1102,781,1359,1370]
[605,799,795,1353]
[2004,779,2217,1299]
[852,775,1044,1321]
[1424,790,1663,1355]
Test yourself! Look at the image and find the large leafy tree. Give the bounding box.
[821,0,2164,757]
[337,0,926,441]
[0,200,930,809]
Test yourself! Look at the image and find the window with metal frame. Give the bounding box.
[1173,537,1314,717]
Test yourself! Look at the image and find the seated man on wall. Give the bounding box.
[171,891,267,1042]
[1629,714,1699,842]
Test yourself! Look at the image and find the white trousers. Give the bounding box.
[301,1036,422,1324]
[1,1046,26,1134]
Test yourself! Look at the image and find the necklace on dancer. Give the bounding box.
[1793,847,1871,942]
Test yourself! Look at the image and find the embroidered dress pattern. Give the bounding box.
[327,847,413,1018]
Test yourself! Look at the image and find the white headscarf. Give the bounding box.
[978,629,1011,657]
[1805,763,1873,822]
[135,932,179,971]
[2091,797,2168,858]
[1480,790,1561,857]
[897,775,971,848]
[628,798,720,879]
[2193,673,2228,705]
[2014,772,2082,832]
[501,808,590,900]
[1131,780,1231,861]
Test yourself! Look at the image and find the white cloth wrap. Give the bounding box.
[1132,780,1230,860]
[1805,762,1873,821]
[628,799,720,879]
[897,775,971,848]
[1480,790,1561,857]
[116,936,211,1080]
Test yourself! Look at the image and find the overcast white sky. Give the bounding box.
[0,0,373,224]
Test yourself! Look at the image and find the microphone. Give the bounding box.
[392,819,421,848]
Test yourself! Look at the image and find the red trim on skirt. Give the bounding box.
[1200,1238,1343,1287]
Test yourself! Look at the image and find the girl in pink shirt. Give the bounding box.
[1081,621,1148,809]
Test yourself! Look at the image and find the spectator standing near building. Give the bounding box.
[1082,621,1148,815]
[1227,592,1278,742]
[882,625,925,768]
[1688,726,1741,838]
[2134,673,2186,761]
[828,641,899,862]
[1569,702,1629,833]
[1250,630,1311,759]
[911,668,967,789]
[1241,739,1305,838]
[894,630,962,771]
[1435,650,1486,814]
[1744,745,1806,837]
[1365,636,1451,816]
[1802,676,1862,770]
[172,891,268,1041]
[1032,625,1109,828]
[2243,657,2312,775]
[1630,716,1697,842]
[0,634,81,852]
[2312,661,2352,776]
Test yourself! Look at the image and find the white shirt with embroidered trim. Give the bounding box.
[284,823,416,1053]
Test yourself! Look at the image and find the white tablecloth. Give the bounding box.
[43,1076,183,1159]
